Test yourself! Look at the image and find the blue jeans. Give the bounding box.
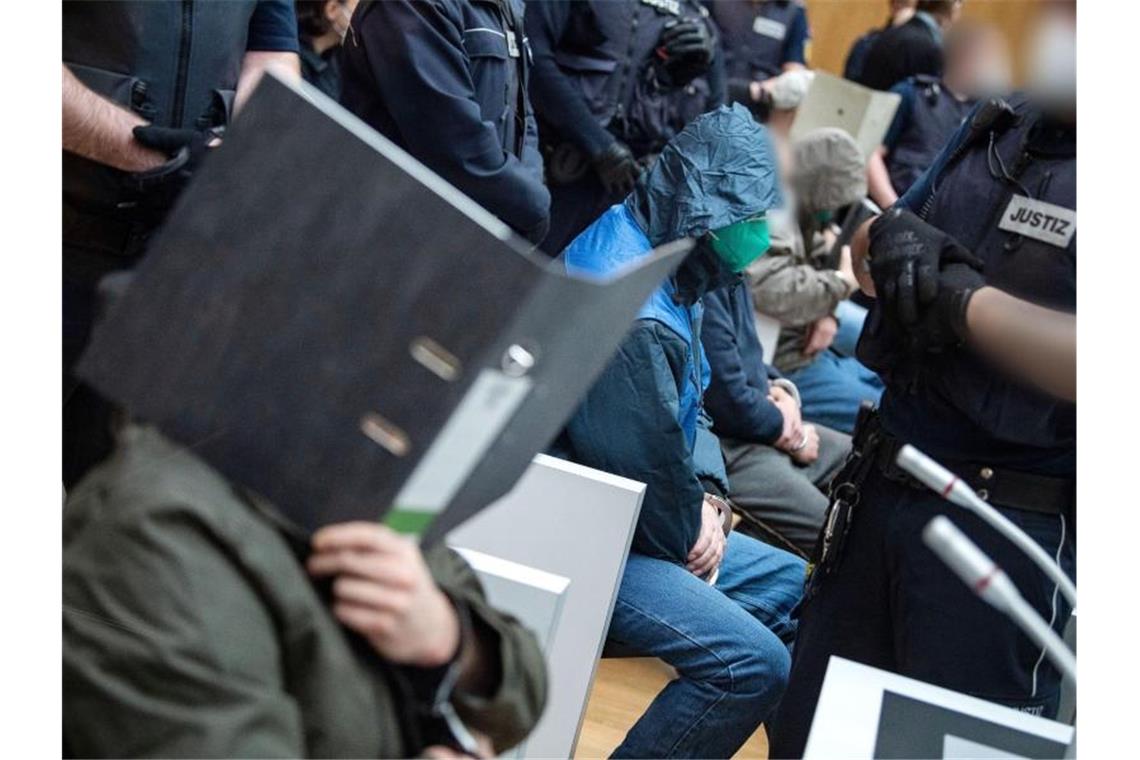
[787,351,883,434]
[607,532,806,758]
[832,299,869,357]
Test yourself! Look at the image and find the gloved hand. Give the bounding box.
[767,69,815,110]
[868,207,984,325]
[654,18,714,88]
[592,140,643,196]
[906,262,986,351]
[123,125,219,222]
[133,125,217,159]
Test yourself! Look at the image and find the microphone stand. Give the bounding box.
[897,444,1076,608]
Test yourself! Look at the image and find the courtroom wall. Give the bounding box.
[803,0,1042,82]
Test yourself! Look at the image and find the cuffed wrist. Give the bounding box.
[770,378,801,408]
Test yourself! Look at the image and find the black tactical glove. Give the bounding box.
[868,207,984,326]
[123,125,218,222]
[592,140,643,196]
[906,262,986,351]
[653,18,714,88]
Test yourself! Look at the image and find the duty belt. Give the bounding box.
[873,433,1075,517]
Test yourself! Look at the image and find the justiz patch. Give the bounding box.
[998,195,1076,249]
[752,17,787,40]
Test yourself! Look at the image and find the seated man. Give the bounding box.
[64,287,546,755]
[748,127,883,433]
[867,20,1011,207]
[64,427,545,757]
[703,280,851,558]
[554,105,805,759]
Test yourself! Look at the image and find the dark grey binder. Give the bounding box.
[78,73,691,541]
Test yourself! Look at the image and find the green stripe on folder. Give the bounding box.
[384,508,437,535]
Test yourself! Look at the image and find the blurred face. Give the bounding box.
[948,28,1013,98]
[1026,3,1077,119]
[949,0,964,24]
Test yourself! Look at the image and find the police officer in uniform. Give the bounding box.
[338,0,550,244]
[858,0,961,92]
[874,74,977,203]
[843,1,916,84]
[62,0,301,488]
[708,0,811,112]
[868,22,1011,207]
[525,0,722,255]
[770,4,1077,756]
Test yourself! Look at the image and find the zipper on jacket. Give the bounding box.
[172,0,194,128]
[688,307,702,405]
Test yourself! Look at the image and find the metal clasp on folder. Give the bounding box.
[359,412,411,457]
[502,343,535,377]
[410,336,462,382]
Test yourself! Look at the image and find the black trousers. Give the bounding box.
[768,466,1076,758]
[63,235,139,488]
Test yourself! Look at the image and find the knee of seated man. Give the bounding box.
[709,623,793,701]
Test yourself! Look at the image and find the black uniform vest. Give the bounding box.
[63,0,259,217]
[888,76,976,195]
[550,0,716,155]
[712,0,802,81]
[875,96,1077,475]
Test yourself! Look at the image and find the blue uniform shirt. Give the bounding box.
[247,0,301,52]
[711,0,811,81]
[880,99,1076,476]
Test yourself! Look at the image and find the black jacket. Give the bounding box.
[702,281,786,445]
[857,15,942,91]
[339,0,550,242]
[525,0,725,158]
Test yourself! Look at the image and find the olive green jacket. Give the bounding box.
[63,425,547,758]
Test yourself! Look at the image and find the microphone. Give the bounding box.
[896,445,1076,608]
[923,516,1076,683]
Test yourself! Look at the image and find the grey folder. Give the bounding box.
[79,73,691,542]
[790,71,901,160]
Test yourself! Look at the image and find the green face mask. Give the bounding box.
[708,215,771,272]
[814,209,834,225]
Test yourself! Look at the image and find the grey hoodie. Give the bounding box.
[747,128,867,373]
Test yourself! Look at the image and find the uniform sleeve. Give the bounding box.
[702,290,785,444]
[896,100,981,212]
[705,30,728,107]
[524,0,615,157]
[842,32,873,81]
[563,323,705,564]
[246,0,301,52]
[354,0,550,240]
[63,509,306,758]
[882,80,916,150]
[782,6,811,66]
[423,546,548,754]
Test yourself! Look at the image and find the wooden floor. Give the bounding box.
[574,657,769,759]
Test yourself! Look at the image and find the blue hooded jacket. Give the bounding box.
[556,104,782,564]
